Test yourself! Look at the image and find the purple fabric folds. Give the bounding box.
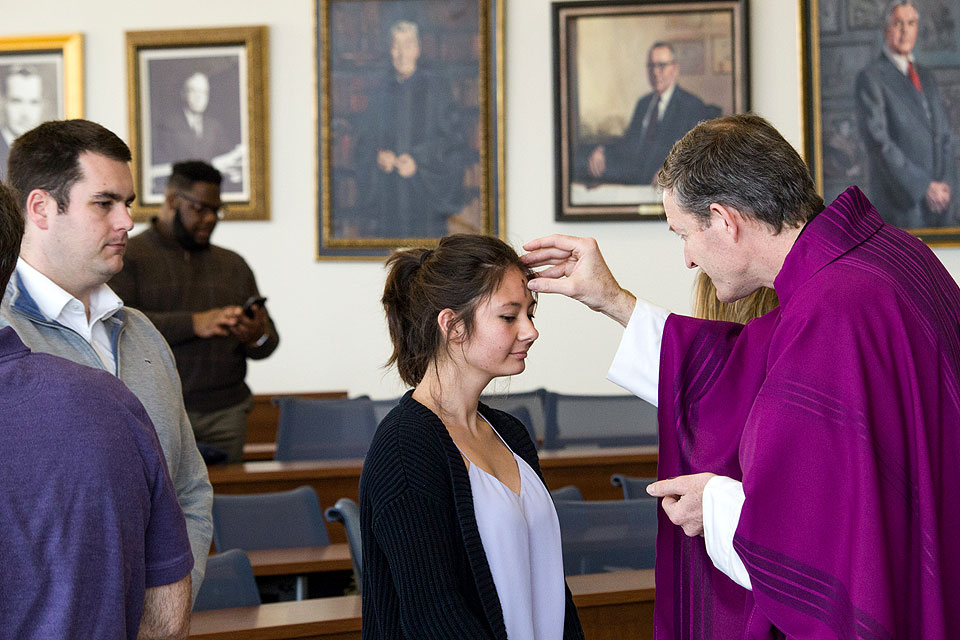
[655,186,960,639]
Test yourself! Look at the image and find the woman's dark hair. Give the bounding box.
[382,234,533,387]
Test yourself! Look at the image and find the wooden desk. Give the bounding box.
[247,392,349,444]
[242,442,276,461]
[245,544,353,576]
[189,569,655,639]
[568,569,656,640]
[538,446,658,501]
[209,447,658,544]
[190,595,361,639]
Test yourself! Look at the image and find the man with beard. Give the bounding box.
[111,160,278,463]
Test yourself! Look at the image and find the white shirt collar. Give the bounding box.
[15,257,122,325]
[883,46,915,76]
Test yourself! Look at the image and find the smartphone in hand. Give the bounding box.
[242,295,267,319]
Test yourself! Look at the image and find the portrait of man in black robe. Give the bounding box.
[352,20,466,239]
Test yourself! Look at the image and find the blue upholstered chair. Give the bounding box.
[371,398,400,425]
[194,549,261,611]
[480,388,549,446]
[274,397,379,461]
[325,497,362,593]
[212,486,331,600]
[553,499,657,575]
[610,474,658,500]
[549,485,584,502]
[543,393,658,450]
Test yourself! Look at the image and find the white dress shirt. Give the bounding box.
[607,298,752,589]
[15,258,123,374]
[882,45,915,76]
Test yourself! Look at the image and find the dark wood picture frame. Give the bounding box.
[801,0,960,246]
[126,26,269,222]
[553,0,748,221]
[315,0,505,260]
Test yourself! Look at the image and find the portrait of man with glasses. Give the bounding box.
[585,41,720,187]
[110,160,279,464]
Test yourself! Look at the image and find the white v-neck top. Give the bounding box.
[459,414,565,640]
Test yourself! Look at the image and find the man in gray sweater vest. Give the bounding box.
[1,119,213,602]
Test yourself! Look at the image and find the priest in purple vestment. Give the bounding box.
[521,113,960,639]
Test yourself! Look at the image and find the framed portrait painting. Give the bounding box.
[316,0,504,260]
[553,0,748,221]
[0,33,83,180]
[802,0,960,246]
[126,26,269,221]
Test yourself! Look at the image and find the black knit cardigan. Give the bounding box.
[359,391,585,639]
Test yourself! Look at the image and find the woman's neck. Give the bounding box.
[412,361,490,435]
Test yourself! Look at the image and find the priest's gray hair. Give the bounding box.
[657,113,824,233]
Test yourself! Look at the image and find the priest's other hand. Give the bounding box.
[646,472,716,537]
[521,234,636,327]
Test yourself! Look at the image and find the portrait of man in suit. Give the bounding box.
[585,42,720,187]
[554,4,745,219]
[150,70,245,196]
[855,1,959,228]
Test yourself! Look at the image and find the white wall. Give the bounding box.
[4,0,958,398]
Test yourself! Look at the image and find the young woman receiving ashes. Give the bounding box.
[359,235,584,640]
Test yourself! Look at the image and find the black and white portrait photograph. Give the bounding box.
[141,49,247,201]
[317,0,504,258]
[805,0,960,244]
[553,0,747,220]
[126,27,269,221]
[0,34,83,180]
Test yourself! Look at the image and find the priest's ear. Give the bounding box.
[708,202,746,242]
[437,308,466,344]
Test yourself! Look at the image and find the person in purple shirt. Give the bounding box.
[523,114,960,638]
[0,180,194,638]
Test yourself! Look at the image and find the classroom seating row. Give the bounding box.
[198,475,657,610]
[266,389,659,462]
[209,445,659,545]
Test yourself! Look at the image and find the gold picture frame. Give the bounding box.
[801,0,960,246]
[0,33,84,178]
[315,0,505,260]
[126,26,269,221]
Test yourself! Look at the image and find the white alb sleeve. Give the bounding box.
[606,298,669,406]
[702,475,752,590]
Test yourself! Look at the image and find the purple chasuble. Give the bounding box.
[655,186,960,639]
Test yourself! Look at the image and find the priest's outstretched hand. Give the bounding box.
[521,234,637,326]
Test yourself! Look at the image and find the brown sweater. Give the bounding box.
[109,223,278,413]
